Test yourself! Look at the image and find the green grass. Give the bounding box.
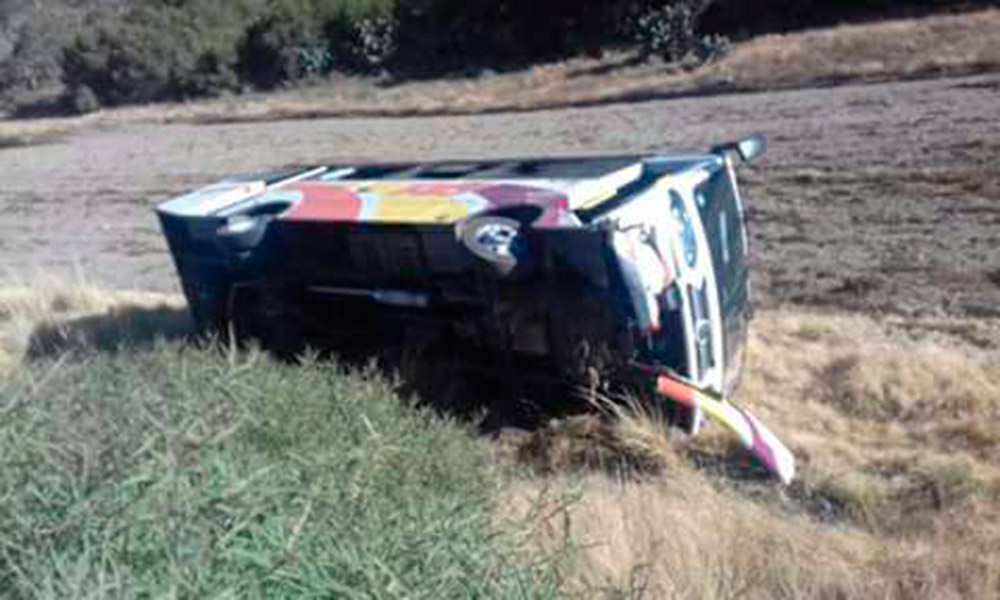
[0,343,560,598]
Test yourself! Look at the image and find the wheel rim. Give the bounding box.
[473,222,518,258]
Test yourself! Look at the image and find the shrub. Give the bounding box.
[387,1,722,74]
[632,0,728,64]
[54,0,725,104]
[60,3,246,105]
[388,0,649,74]
[236,3,327,89]
[695,32,733,62]
[344,14,399,70]
[328,0,398,71]
[0,4,104,97]
[65,84,100,114]
[237,0,395,88]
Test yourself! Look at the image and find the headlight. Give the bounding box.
[216,214,270,253]
[221,214,258,235]
[670,191,698,268]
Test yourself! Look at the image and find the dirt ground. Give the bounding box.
[1,73,999,319]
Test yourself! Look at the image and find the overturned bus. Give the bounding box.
[157,134,794,483]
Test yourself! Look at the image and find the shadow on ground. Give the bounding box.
[19,301,798,485]
[22,299,589,431]
[21,303,685,477]
[26,303,195,359]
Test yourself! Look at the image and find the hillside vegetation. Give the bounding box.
[1,7,997,141]
[0,0,991,114]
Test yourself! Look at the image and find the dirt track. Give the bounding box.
[2,74,999,318]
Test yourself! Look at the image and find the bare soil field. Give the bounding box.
[2,72,998,320]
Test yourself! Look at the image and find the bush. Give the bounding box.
[386,1,722,75]
[53,0,724,105]
[65,84,100,114]
[60,3,246,106]
[236,0,395,89]
[632,0,728,64]
[389,0,636,73]
[0,3,111,97]
[236,3,327,89]
[342,14,399,70]
[695,33,733,62]
[0,344,560,597]
[21,0,994,109]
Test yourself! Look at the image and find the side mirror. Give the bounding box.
[711,134,766,164]
[736,134,766,163]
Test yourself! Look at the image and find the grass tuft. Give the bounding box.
[511,394,679,477]
[819,345,1000,420]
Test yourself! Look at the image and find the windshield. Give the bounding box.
[694,165,747,314]
[694,163,750,393]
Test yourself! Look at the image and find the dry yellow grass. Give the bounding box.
[1,9,998,141]
[0,275,189,378]
[744,310,1000,467]
[503,307,1000,598]
[699,7,1000,91]
[502,471,885,599]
